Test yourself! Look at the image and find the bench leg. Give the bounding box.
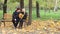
[0,22,5,27]
[4,22,5,27]
[0,22,1,27]
[3,22,5,27]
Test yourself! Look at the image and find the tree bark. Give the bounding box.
[36,1,40,18]
[0,3,3,10]
[3,0,7,26]
[3,0,7,18]
[28,0,32,25]
[20,0,24,11]
[3,0,7,14]
[54,0,58,12]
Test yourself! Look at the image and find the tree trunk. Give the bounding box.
[3,0,7,26]
[20,0,24,11]
[36,1,40,18]
[54,0,58,12]
[3,0,7,14]
[44,0,48,14]
[0,3,3,10]
[3,0,7,18]
[28,0,32,25]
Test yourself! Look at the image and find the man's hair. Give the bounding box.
[16,8,21,11]
[17,8,21,10]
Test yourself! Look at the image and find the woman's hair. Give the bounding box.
[16,8,21,11]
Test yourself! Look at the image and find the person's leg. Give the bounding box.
[15,21,19,27]
[19,20,23,29]
[23,19,27,28]
[15,19,19,28]
[12,20,17,28]
[12,19,19,28]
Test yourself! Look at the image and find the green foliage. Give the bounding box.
[0,0,60,10]
[9,0,20,3]
[0,10,3,19]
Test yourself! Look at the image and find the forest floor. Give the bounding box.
[0,20,60,34]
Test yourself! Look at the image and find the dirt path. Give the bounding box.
[0,28,60,34]
[0,20,60,34]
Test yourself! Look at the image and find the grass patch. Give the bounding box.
[0,10,60,20]
[0,10,3,19]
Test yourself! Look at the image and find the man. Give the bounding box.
[18,8,28,29]
[12,8,20,28]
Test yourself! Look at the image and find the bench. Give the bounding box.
[0,13,12,26]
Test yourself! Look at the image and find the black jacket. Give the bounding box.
[12,11,20,20]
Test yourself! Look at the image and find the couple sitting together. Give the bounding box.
[12,8,28,29]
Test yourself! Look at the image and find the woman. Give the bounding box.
[12,8,20,28]
[18,8,28,29]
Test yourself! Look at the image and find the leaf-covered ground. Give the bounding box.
[0,20,60,34]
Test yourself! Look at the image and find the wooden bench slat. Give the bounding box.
[0,19,12,22]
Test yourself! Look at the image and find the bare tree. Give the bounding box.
[54,0,58,12]
[44,0,48,13]
[36,1,40,18]
[0,2,3,10]
[3,0,7,26]
[20,0,24,11]
[28,0,32,25]
[3,0,7,14]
